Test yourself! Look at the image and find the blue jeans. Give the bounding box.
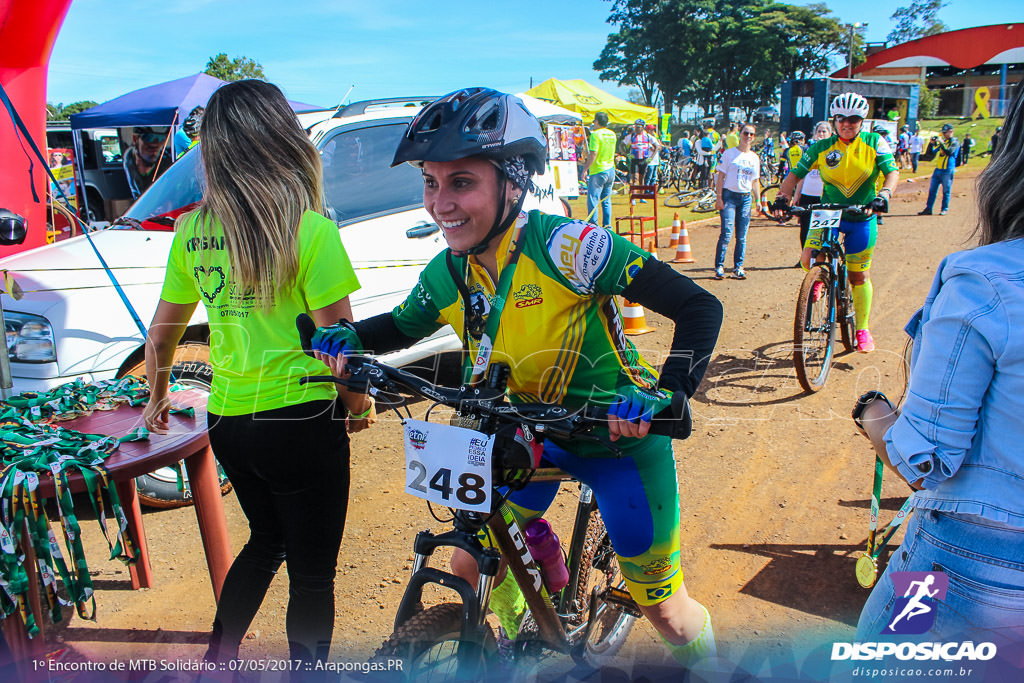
[715,188,751,271]
[586,168,614,228]
[925,168,954,212]
[910,152,919,172]
[857,510,1024,643]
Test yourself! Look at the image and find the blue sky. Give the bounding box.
[47,0,1022,109]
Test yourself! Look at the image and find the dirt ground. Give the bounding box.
[15,168,984,679]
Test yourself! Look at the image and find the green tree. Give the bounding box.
[918,79,939,118]
[46,100,98,121]
[595,1,852,120]
[204,53,265,81]
[887,0,948,45]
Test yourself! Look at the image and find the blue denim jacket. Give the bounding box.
[885,238,1024,528]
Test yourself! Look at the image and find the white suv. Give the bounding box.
[1,97,565,505]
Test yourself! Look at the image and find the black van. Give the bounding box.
[46,123,132,221]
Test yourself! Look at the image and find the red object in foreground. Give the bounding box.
[0,389,231,673]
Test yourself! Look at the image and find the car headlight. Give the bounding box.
[4,311,57,362]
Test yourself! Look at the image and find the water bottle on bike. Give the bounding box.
[523,518,569,593]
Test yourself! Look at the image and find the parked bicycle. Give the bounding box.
[296,343,691,679]
[785,203,868,392]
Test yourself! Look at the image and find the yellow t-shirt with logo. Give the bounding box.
[160,210,360,415]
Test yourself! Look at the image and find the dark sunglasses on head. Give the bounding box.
[835,115,863,125]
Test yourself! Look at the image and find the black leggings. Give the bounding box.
[205,400,350,667]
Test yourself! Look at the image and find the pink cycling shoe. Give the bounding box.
[856,329,875,353]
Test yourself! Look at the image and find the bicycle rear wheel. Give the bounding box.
[373,603,496,681]
[573,510,636,666]
[793,265,836,393]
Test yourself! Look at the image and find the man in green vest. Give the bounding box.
[586,111,617,229]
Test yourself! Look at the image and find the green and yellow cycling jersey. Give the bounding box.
[792,131,897,219]
[392,210,659,410]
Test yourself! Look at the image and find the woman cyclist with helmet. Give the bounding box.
[306,88,724,664]
[773,92,899,353]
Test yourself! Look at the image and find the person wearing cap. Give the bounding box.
[123,126,175,198]
[305,87,724,666]
[918,124,960,216]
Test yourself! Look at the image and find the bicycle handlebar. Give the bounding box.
[785,203,870,217]
[296,315,692,450]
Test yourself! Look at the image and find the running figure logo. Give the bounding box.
[884,571,948,635]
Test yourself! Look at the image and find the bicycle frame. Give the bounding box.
[391,468,627,675]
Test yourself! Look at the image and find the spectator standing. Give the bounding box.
[762,131,775,161]
[644,123,664,188]
[792,121,833,253]
[676,131,693,167]
[918,123,960,216]
[886,104,900,122]
[897,125,911,169]
[142,80,370,670]
[585,111,617,229]
[624,119,655,186]
[853,79,1024,645]
[958,133,974,166]
[724,122,739,149]
[909,127,924,172]
[989,126,1002,156]
[713,123,761,280]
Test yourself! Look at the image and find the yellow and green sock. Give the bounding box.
[661,602,716,665]
[489,574,526,640]
[853,280,873,330]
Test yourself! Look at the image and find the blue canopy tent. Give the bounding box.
[68,73,320,217]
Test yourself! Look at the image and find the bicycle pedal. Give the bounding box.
[601,587,643,617]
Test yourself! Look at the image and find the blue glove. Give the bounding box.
[311,320,363,358]
[607,384,673,424]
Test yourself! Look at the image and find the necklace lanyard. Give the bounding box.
[856,455,915,588]
[465,220,528,386]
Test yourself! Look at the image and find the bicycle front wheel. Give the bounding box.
[373,603,496,681]
[793,265,836,393]
[664,190,699,208]
[837,280,857,353]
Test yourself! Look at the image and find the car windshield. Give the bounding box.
[124,120,424,225]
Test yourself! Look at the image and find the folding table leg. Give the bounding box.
[184,445,232,602]
[115,478,152,589]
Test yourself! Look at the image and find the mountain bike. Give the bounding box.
[296,338,690,679]
[664,162,715,211]
[786,203,868,393]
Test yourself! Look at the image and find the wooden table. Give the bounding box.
[0,389,232,667]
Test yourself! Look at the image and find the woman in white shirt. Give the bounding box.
[713,123,761,279]
[793,121,833,253]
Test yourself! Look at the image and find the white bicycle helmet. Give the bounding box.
[830,92,869,119]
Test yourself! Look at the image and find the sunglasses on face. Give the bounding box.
[741,131,756,137]
[139,133,165,143]
[835,115,863,125]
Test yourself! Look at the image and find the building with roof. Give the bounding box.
[832,23,1023,117]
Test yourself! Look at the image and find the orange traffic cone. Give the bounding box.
[671,218,696,264]
[644,238,658,257]
[621,298,654,335]
[669,213,680,248]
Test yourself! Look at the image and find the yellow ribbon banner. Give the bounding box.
[972,87,991,120]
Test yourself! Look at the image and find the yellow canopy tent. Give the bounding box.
[525,78,658,125]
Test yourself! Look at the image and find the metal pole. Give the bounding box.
[848,25,854,79]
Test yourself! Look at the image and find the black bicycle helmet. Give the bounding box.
[392,88,546,175]
[789,131,805,143]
